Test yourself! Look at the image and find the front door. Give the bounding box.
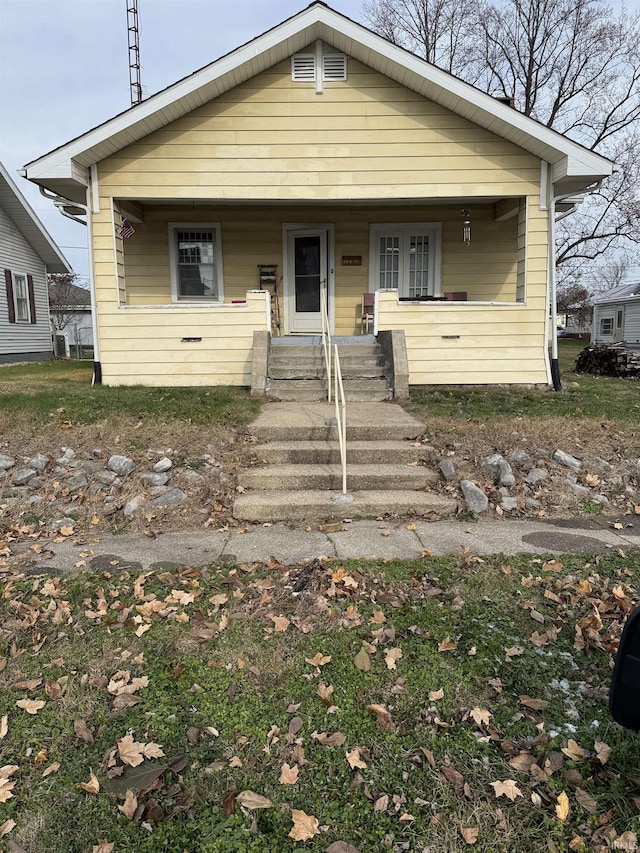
[614,305,625,342]
[285,227,332,333]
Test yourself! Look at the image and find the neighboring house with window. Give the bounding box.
[48,280,93,355]
[0,162,71,364]
[22,3,613,388]
[592,281,640,348]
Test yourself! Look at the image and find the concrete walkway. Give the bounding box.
[12,514,640,574]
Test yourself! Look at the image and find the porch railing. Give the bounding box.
[320,281,332,403]
[333,342,347,496]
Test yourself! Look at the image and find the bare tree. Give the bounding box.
[362,0,640,276]
[48,273,89,333]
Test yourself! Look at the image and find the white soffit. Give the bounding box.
[23,2,613,194]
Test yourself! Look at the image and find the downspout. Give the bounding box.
[38,184,102,385]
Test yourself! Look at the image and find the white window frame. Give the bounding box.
[600,317,614,336]
[168,223,224,303]
[12,272,31,322]
[368,223,442,298]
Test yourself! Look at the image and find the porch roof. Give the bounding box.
[23,2,614,205]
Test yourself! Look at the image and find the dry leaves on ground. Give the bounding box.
[289,809,320,841]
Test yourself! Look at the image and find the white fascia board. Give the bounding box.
[24,2,613,189]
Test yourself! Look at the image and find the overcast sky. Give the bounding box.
[0,0,365,280]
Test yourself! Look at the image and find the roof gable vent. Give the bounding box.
[291,54,316,82]
[322,53,347,81]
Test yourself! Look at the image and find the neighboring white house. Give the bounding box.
[591,281,640,347]
[49,280,93,356]
[0,162,71,364]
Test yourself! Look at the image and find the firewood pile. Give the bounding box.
[575,343,640,377]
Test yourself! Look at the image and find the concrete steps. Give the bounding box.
[233,402,457,523]
[268,378,390,402]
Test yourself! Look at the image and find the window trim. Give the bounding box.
[168,222,224,303]
[12,271,31,323]
[368,222,442,298]
[600,317,614,336]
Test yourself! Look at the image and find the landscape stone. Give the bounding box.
[153,457,173,473]
[501,496,518,511]
[149,485,170,497]
[11,467,37,486]
[525,468,548,485]
[566,480,591,497]
[95,470,118,486]
[460,480,489,513]
[107,454,136,476]
[497,458,515,487]
[592,494,609,504]
[148,488,187,508]
[1,487,28,499]
[438,459,457,480]
[64,506,81,518]
[507,450,531,468]
[554,449,582,470]
[28,453,50,472]
[0,453,16,470]
[78,460,103,475]
[28,476,44,488]
[66,473,89,493]
[56,448,76,465]
[54,517,77,530]
[124,495,147,517]
[525,497,541,509]
[180,469,204,484]
[141,472,170,487]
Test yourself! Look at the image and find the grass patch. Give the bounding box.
[1,552,638,852]
[408,340,640,423]
[0,360,261,433]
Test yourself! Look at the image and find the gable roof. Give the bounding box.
[0,162,71,273]
[23,1,614,204]
[49,280,91,309]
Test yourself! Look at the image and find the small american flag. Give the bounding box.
[119,218,136,239]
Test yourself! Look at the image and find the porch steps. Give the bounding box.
[266,335,391,402]
[233,402,457,523]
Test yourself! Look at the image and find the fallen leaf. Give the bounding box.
[367,703,395,731]
[74,719,94,745]
[508,753,535,772]
[505,646,523,657]
[490,780,523,801]
[0,766,19,803]
[460,825,479,845]
[326,843,360,853]
[594,741,611,765]
[42,762,60,777]
[384,647,403,670]
[469,707,492,728]
[15,699,45,715]
[13,678,42,690]
[374,794,390,812]
[575,787,598,814]
[279,763,299,785]
[345,747,367,770]
[398,813,415,822]
[441,765,465,794]
[0,820,16,838]
[305,653,331,667]
[77,769,100,794]
[428,688,444,701]
[118,789,138,820]
[270,615,290,633]
[561,740,585,761]
[117,734,164,768]
[0,716,7,739]
[519,695,549,711]
[312,730,346,747]
[354,647,371,671]
[289,809,320,842]
[438,637,457,652]
[236,790,273,810]
[92,843,114,853]
[370,609,386,624]
[556,791,570,821]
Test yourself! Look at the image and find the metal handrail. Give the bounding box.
[320,280,332,402]
[333,343,347,495]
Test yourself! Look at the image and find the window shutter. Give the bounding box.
[27,274,37,324]
[322,54,347,81]
[4,269,15,324]
[291,54,316,81]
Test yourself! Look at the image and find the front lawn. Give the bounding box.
[1,552,638,852]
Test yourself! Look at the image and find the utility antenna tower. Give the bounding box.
[126,0,142,106]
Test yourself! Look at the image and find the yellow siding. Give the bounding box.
[120,203,519,335]
[97,57,540,202]
[96,290,269,387]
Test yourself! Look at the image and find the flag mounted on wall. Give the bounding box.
[119,218,136,239]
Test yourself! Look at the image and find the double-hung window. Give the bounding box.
[13,273,30,321]
[369,223,441,298]
[169,224,223,302]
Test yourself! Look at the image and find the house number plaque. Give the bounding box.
[342,255,362,266]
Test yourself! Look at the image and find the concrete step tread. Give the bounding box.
[253,440,423,451]
[242,463,433,476]
[233,489,456,522]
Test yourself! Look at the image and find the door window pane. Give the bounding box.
[294,235,321,313]
[408,235,429,297]
[379,236,399,289]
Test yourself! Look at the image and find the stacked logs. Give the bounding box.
[575,344,640,377]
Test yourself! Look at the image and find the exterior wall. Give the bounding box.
[0,203,53,358]
[96,56,541,203]
[53,309,94,347]
[118,203,519,336]
[376,197,549,385]
[592,300,640,345]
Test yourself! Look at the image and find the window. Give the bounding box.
[13,274,30,321]
[600,317,613,336]
[369,223,441,298]
[616,309,624,328]
[169,224,223,302]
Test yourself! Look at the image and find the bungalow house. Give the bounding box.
[0,162,71,364]
[21,2,614,392]
[591,281,640,347]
